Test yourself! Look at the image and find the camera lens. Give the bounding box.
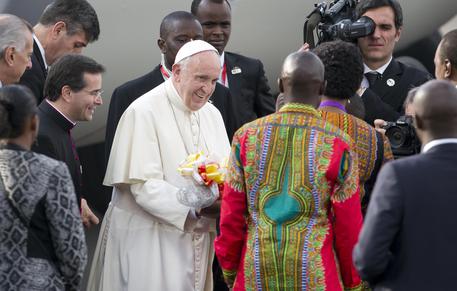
[387,127,406,149]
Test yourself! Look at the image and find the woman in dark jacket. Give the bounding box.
[0,85,87,290]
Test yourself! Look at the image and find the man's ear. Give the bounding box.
[278,78,284,93]
[414,114,425,131]
[50,21,66,39]
[444,59,452,79]
[172,63,181,81]
[395,27,402,42]
[157,38,166,54]
[3,46,15,66]
[60,85,72,102]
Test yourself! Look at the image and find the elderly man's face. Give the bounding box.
[173,51,221,111]
[11,31,33,83]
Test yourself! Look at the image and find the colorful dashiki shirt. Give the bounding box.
[319,110,393,211]
[215,103,364,290]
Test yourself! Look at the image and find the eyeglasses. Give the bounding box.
[84,89,104,97]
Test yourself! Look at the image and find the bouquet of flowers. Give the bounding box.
[176,152,227,209]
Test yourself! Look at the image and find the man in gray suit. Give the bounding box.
[354,80,457,290]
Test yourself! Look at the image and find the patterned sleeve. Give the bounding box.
[44,162,87,291]
[214,131,248,287]
[328,138,364,290]
[382,134,394,164]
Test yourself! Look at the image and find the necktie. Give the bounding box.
[365,72,380,87]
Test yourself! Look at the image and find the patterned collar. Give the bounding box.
[278,102,320,117]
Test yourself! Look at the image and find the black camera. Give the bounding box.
[304,0,375,47]
[383,115,421,158]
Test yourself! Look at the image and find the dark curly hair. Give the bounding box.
[0,85,36,139]
[313,40,363,100]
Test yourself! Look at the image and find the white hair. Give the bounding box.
[0,14,32,59]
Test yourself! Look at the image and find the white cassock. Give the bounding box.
[87,79,231,291]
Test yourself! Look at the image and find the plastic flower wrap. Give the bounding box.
[176,152,227,209]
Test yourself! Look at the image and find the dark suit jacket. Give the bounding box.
[33,100,83,206]
[354,143,457,290]
[225,52,275,129]
[362,58,432,125]
[104,65,237,165]
[19,40,47,103]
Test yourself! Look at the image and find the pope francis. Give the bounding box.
[88,40,231,291]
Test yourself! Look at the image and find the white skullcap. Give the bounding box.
[174,40,219,64]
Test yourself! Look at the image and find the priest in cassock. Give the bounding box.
[88,40,231,291]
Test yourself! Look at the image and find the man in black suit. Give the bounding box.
[354,80,457,290]
[19,0,100,103]
[355,0,432,126]
[191,0,275,129]
[33,54,104,228]
[105,11,236,164]
[0,15,33,87]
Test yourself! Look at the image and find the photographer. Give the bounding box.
[355,0,432,126]
[374,87,418,133]
[374,88,421,158]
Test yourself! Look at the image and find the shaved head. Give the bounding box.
[159,11,200,38]
[413,80,457,141]
[158,11,203,70]
[279,51,325,107]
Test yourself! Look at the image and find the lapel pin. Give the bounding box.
[231,66,242,74]
[386,78,395,87]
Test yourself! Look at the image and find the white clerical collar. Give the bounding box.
[33,34,48,69]
[0,80,2,88]
[364,56,392,75]
[45,99,76,126]
[422,138,457,153]
[166,79,192,112]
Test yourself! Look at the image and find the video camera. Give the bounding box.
[304,0,375,48]
[383,115,421,158]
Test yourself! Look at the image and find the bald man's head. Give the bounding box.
[413,80,457,141]
[279,51,325,107]
[158,11,203,70]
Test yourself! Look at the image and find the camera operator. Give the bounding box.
[355,0,432,126]
[374,29,457,156]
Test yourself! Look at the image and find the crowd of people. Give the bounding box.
[0,0,457,290]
